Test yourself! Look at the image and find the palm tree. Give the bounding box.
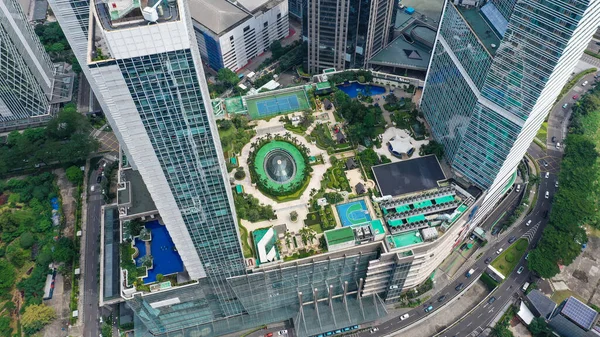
[266,133,272,140]
[284,132,292,140]
[299,227,309,246]
[307,230,317,245]
[284,231,292,248]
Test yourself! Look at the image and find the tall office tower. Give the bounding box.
[421,0,600,226]
[305,0,396,73]
[0,0,67,131]
[289,0,303,19]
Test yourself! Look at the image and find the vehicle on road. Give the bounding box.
[543,210,549,218]
[488,297,496,304]
[370,328,379,333]
[552,136,556,142]
[91,185,95,192]
[278,330,288,335]
[455,283,464,291]
[545,191,550,199]
[556,142,561,149]
[562,103,568,109]
[96,176,102,183]
[525,253,529,260]
[491,227,501,235]
[485,257,492,264]
[555,181,559,188]
[265,333,273,337]
[496,248,504,255]
[515,184,521,193]
[438,295,447,302]
[465,268,476,278]
[508,236,516,244]
[517,266,524,274]
[545,172,550,178]
[522,282,530,292]
[400,313,410,321]
[424,305,433,313]
[526,220,532,226]
[583,81,589,86]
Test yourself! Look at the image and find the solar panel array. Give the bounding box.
[561,297,599,330]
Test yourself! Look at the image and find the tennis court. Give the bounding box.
[246,89,310,119]
[336,200,372,227]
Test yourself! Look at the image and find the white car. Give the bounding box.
[545,172,550,179]
[555,181,559,188]
[496,248,504,255]
[277,330,288,335]
[526,220,532,226]
[556,142,561,149]
[517,266,524,274]
[545,191,550,199]
[400,313,410,321]
[370,328,379,333]
[583,80,589,86]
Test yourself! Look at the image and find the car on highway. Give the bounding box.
[455,283,464,291]
[545,172,550,178]
[485,257,492,264]
[438,295,447,302]
[400,313,410,321]
[370,328,379,333]
[517,266,524,274]
[424,305,433,313]
[545,191,550,199]
[488,297,496,304]
[555,181,559,188]
[526,220,532,226]
[496,248,504,255]
[508,236,517,243]
[562,103,568,109]
[573,94,579,100]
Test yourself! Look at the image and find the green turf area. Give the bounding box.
[551,290,584,304]
[224,96,247,114]
[536,121,548,142]
[246,88,310,119]
[491,238,528,278]
[254,141,306,191]
[238,223,253,258]
[325,227,355,245]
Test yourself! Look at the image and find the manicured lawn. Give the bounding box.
[311,123,336,149]
[551,290,585,304]
[309,224,323,234]
[491,238,528,278]
[536,121,548,142]
[238,223,254,258]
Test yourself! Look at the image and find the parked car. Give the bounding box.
[400,313,410,321]
[492,227,501,235]
[573,94,579,100]
[545,172,550,178]
[370,328,379,333]
[455,283,464,291]
[265,333,273,337]
[583,81,589,86]
[96,176,102,183]
[542,160,549,167]
[555,181,559,188]
[488,297,496,304]
[485,257,492,264]
[525,253,529,260]
[545,191,550,199]
[438,295,447,302]
[526,220,532,226]
[496,248,504,255]
[278,330,288,336]
[543,210,549,218]
[517,266,524,274]
[552,136,556,142]
[556,142,561,149]
[424,305,434,313]
[562,103,568,109]
[508,236,517,244]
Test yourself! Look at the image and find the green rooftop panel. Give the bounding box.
[388,219,404,227]
[407,214,426,224]
[316,82,331,90]
[388,230,424,249]
[370,219,385,235]
[325,227,355,245]
[395,205,411,213]
[414,200,433,209]
[435,195,455,205]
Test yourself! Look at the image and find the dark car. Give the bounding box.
[488,297,496,304]
[543,210,549,219]
[551,136,556,143]
[437,295,447,303]
[96,176,102,183]
[491,227,502,235]
[508,236,517,244]
[455,283,464,291]
[485,257,492,264]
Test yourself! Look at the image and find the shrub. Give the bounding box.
[234,169,246,180]
[20,232,35,249]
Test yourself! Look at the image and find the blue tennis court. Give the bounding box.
[255,94,301,116]
[336,200,372,227]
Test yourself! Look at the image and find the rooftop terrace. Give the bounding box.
[95,0,180,31]
[456,6,501,56]
[372,155,446,197]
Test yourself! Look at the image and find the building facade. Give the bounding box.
[289,0,303,19]
[191,0,289,72]
[0,0,62,131]
[421,0,600,227]
[305,0,396,73]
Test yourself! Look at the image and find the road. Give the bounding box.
[83,163,104,337]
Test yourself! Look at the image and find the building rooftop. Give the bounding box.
[386,230,424,249]
[189,0,250,35]
[560,297,599,330]
[398,0,444,24]
[118,169,158,218]
[526,289,556,319]
[325,227,355,246]
[456,6,501,56]
[372,155,446,197]
[94,0,180,32]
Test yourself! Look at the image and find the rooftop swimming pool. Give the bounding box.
[134,220,183,284]
[336,82,386,98]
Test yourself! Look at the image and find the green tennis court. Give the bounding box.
[246,89,310,119]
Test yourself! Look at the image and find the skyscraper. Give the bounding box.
[305,0,396,73]
[0,0,70,131]
[421,0,600,224]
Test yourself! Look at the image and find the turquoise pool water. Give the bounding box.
[337,82,386,98]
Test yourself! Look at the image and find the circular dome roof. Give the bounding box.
[264,149,297,184]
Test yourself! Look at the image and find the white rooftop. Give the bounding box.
[236,0,271,12]
[388,137,414,155]
[189,0,250,35]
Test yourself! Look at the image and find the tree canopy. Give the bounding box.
[419,140,444,159]
[21,304,56,335]
[217,68,240,88]
[335,94,384,144]
[65,166,83,184]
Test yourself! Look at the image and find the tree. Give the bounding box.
[0,260,16,292]
[20,232,35,249]
[270,40,284,59]
[217,68,240,88]
[65,166,83,184]
[53,237,76,263]
[419,140,445,159]
[290,211,298,222]
[21,304,56,335]
[234,168,246,180]
[126,219,144,237]
[6,245,29,268]
[385,93,398,104]
[156,274,164,282]
[528,317,552,336]
[0,316,11,337]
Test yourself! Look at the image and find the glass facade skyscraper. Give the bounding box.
[421,0,600,226]
[305,0,396,73]
[0,0,55,130]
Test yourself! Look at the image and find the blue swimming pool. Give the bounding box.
[134,220,184,284]
[336,82,386,98]
[336,200,372,227]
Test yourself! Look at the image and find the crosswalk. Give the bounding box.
[522,221,541,242]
